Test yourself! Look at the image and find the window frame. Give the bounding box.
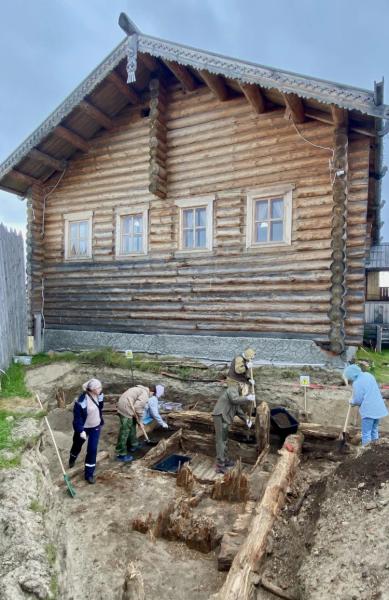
[246,185,294,249]
[174,196,214,253]
[115,204,149,258]
[64,210,93,261]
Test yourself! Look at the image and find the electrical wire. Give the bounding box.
[41,168,67,238]
[289,117,336,187]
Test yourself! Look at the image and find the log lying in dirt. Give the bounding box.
[139,429,182,468]
[169,409,361,446]
[211,459,249,502]
[168,410,256,443]
[212,433,303,600]
[260,577,298,600]
[218,500,256,571]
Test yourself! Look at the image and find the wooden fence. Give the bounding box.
[0,223,27,370]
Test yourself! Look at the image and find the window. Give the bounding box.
[64,211,92,260]
[115,205,149,257]
[175,196,214,252]
[246,185,293,248]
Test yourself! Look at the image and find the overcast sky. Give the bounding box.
[1,0,388,240]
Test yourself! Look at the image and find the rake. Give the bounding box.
[36,393,76,497]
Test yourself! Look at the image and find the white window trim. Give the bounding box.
[174,196,214,253]
[246,185,294,248]
[115,204,149,258]
[64,210,93,261]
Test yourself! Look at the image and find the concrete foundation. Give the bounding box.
[43,329,355,368]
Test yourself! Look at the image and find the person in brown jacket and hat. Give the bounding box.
[227,347,256,393]
[115,384,153,461]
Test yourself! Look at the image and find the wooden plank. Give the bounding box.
[198,70,228,101]
[106,72,139,104]
[331,104,349,128]
[78,100,114,129]
[54,125,89,152]
[282,92,305,123]
[239,83,266,114]
[163,60,198,91]
[29,148,67,171]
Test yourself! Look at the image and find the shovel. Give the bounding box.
[36,393,76,498]
[128,398,158,446]
[246,366,256,440]
[338,403,352,450]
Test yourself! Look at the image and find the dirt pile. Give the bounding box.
[259,442,389,600]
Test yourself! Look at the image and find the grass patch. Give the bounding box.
[0,363,31,398]
[356,347,389,384]
[45,543,57,566]
[0,410,28,468]
[31,352,78,366]
[49,572,58,600]
[30,499,46,513]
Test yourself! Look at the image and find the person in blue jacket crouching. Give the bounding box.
[68,378,104,484]
[343,364,388,446]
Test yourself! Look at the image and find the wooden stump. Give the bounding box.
[121,561,145,600]
[211,459,249,502]
[55,387,66,408]
[176,462,194,492]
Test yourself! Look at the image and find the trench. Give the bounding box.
[5,361,385,600]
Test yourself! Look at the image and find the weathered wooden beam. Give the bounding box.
[139,429,182,468]
[139,52,159,72]
[29,148,67,172]
[255,402,270,452]
[240,83,266,114]
[213,434,303,600]
[54,125,89,152]
[78,100,114,129]
[331,104,349,128]
[0,183,25,196]
[198,70,228,101]
[8,169,40,187]
[283,92,305,123]
[163,60,197,92]
[106,72,139,104]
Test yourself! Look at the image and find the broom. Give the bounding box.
[36,394,76,498]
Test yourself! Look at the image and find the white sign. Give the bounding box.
[300,375,310,387]
[125,350,133,359]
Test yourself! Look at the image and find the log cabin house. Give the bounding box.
[1,14,388,361]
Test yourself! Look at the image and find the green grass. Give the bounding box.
[30,499,46,513]
[49,572,58,600]
[0,410,28,468]
[356,347,389,384]
[0,363,31,398]
[31,352,78,366]
[45,543,57,566]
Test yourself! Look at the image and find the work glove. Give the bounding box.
[247,394,256,402]
[246,419,253,429]
[249,378,255,386]
[80,431,87,440]
[162,422,169,429]
[246,361,254,369]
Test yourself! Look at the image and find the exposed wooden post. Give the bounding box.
[198,70,228,101]
[282,92,305,123]
[212,434,303,600]
[255,401,270,453]
[148,78,167,199]
[54,126,89,152]
[240,83,266,114]
[328,126,348,354]
[163,60,197,91]
[107,72,140,104]
[331,104,349,128]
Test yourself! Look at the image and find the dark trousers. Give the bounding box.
[69,426,101,479]
[213,415,229,463]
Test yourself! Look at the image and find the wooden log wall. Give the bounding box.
[33,83,371,347]
[26,183,44,335]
